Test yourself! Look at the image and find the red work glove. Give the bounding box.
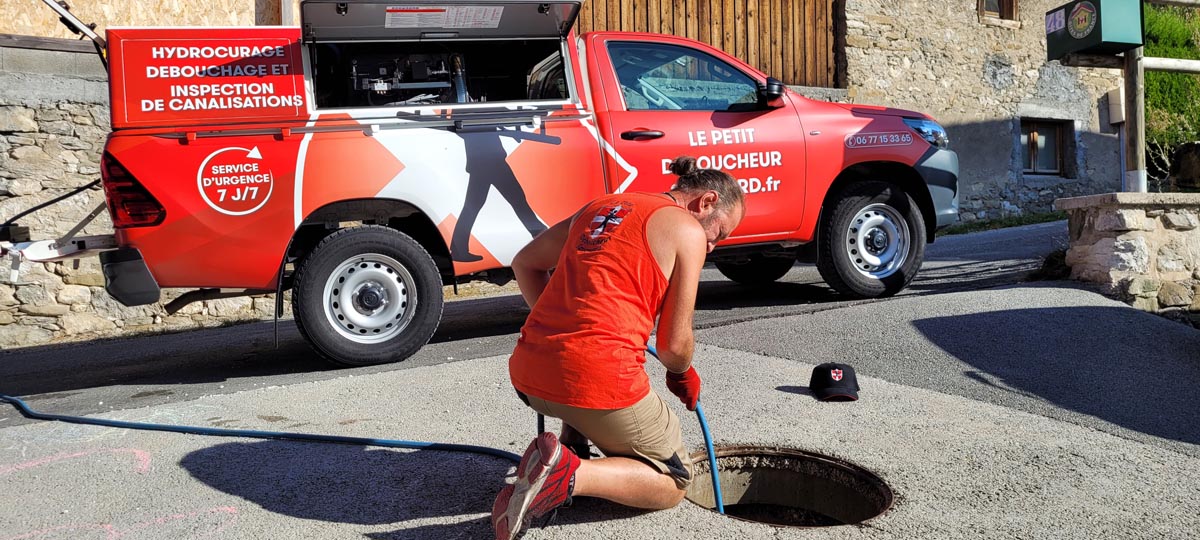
[665,366,701,411]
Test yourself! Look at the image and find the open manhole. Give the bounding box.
[685,446,894,527]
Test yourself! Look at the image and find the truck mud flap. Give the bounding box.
[100,248,161,306]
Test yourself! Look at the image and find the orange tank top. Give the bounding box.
[509,192,677,409]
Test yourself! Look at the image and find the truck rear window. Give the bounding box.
[309,40,567,108]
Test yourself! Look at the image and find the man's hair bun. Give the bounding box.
[669,156,699,177]
[666,155,745,212]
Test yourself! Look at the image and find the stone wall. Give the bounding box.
[1058,193,1200,323]
[844,0,1125,222]
[0,44,281,349]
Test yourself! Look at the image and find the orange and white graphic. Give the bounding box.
[296,108,608,274]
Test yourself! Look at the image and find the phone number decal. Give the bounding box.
[845,132,914,149]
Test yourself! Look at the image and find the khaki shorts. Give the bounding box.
[520,391,693,490]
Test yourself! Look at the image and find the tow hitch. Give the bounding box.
[2,228,118,283]
[2,187,117,283]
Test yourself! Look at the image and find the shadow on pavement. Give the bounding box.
[0,278,843,399]
[913,306,1200,446]
[0,324,333,397]
[775,385,817,399]
[364,517,493,539]
[0,294,537,398]
[366,497,652,539]
[527,496,654,529]
[179,440,506,526]
[696,279,838,310]
[180,440,654,538]
[903,259,1043,293]
[0,229,1063,401]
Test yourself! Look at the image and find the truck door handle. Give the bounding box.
[620,130,665,141]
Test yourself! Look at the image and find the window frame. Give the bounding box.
[605,40,762,113]
[1021,119,1065,176]
[307,39,576,112]
[979,0,1019,21]
[527,52,568,100]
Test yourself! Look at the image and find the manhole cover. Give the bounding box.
[686,446,894,527]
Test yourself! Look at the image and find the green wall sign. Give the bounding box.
[1046,0,1144,61]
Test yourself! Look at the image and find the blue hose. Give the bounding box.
[693,402,725,514]
[647,344,725,514]
[0,394,520,463]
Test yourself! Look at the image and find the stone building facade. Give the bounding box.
[1,0,1127,348]
[0,43,284,349]
[842,0,1124,222]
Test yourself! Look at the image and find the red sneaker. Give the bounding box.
[492,432,581,540]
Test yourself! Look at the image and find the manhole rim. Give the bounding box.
[685,444,896,528]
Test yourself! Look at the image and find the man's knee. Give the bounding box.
[669,487,687,507]
[651,486,687,510]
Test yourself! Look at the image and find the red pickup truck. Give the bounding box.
[35,0,959,366]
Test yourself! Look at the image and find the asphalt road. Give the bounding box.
[1,221,1069,426]
[3,220,1199,539]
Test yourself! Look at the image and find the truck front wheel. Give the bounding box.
[817,181,926,298]
[293,226,444,366]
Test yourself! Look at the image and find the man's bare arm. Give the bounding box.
[652,211,707,374]
[511,215,574,309]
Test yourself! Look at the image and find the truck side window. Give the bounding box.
[607,42,758,112]
[528,53,568,100]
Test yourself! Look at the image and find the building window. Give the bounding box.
[980,0,1018,21]
[1021,120,1069,175]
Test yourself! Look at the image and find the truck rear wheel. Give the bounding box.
[293,226,443,366]
[817,181,926,298]
[715,255,796,286]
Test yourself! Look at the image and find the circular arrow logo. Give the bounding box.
[197,146,274,216]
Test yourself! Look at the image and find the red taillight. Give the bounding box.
[101,153,165,228]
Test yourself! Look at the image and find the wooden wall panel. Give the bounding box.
[4,0,836,87]
[574,0,836,87]
[722,0,735,59]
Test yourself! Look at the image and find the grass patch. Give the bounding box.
[936,211,1067,237]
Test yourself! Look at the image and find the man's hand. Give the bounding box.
[665,366,701,411]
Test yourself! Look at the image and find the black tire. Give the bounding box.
[817,181,926,298]
[292,225,444,366]
[715,254,796,286]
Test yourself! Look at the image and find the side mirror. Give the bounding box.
[759,77,786,108]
